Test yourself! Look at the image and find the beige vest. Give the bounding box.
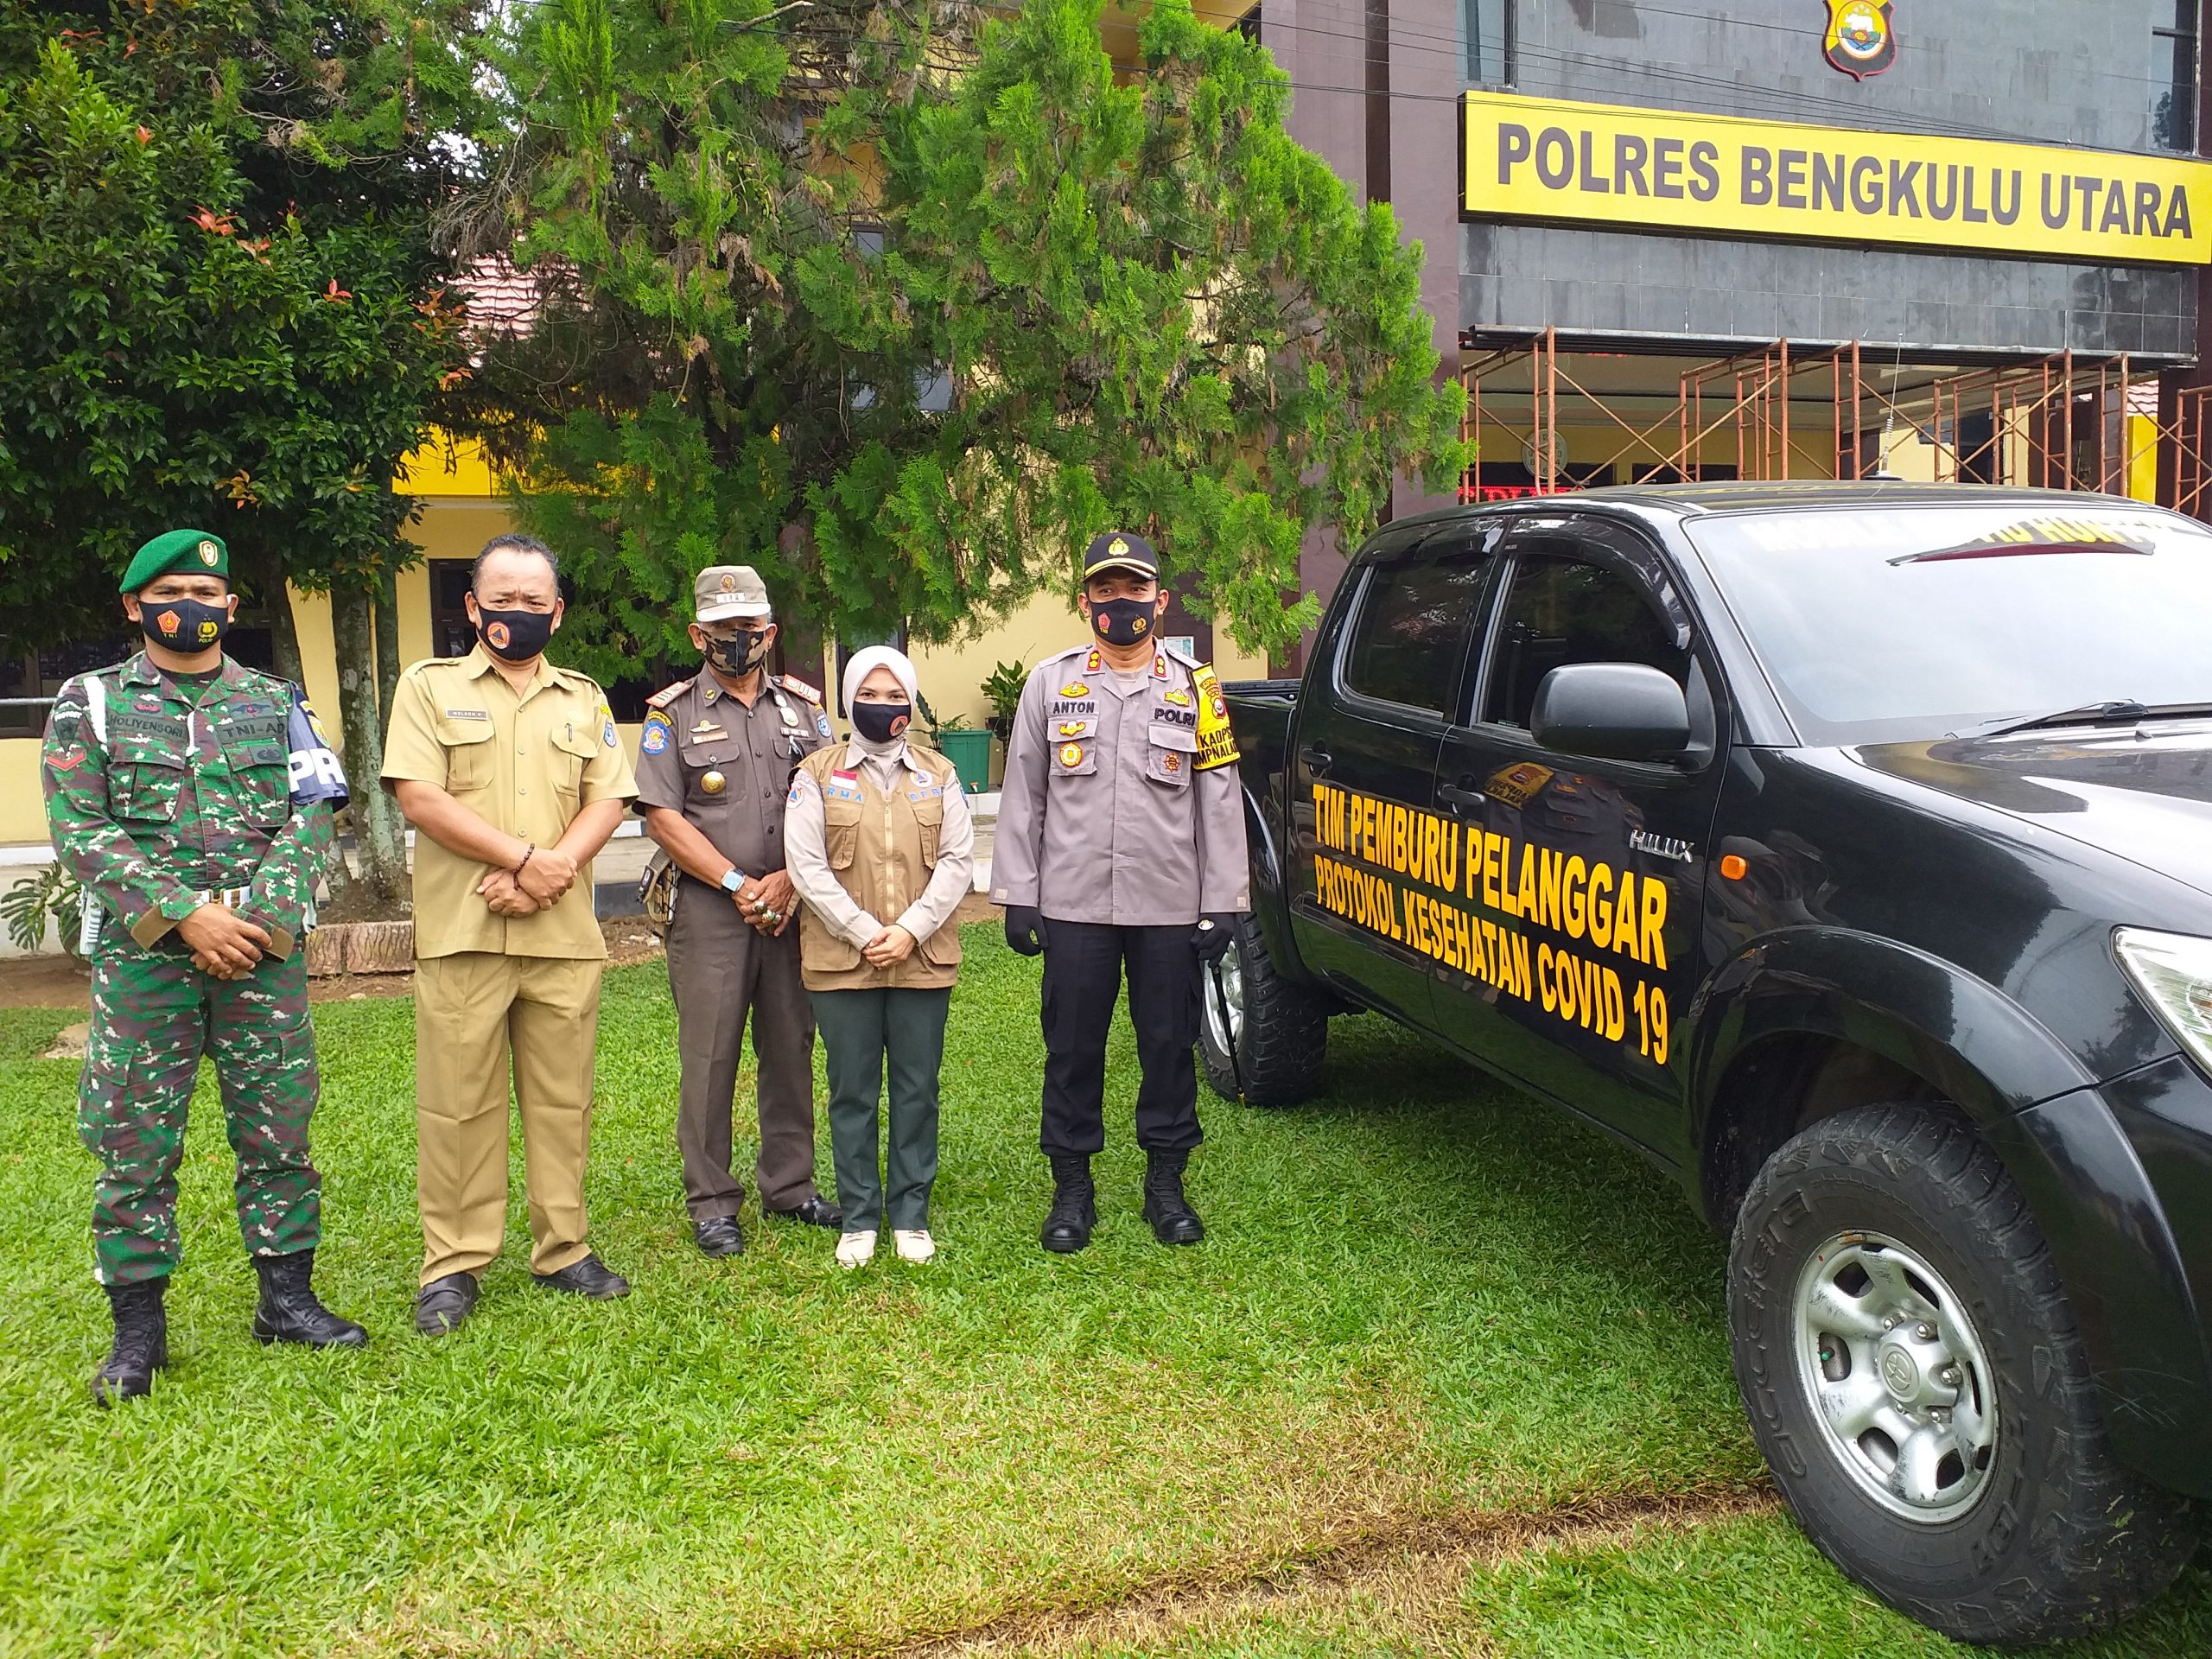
[797,742,964,991]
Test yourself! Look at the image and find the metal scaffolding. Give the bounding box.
[1459,334,2212,518]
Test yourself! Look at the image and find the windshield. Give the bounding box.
[1685,503,2212,745]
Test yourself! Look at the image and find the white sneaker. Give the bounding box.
[893,1229,936,1264]
[836,1230,877,1269]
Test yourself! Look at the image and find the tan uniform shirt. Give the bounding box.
[991,644,1251,926]
[632,671,831,875]
[786,740,976,988]
[381,646,638,960]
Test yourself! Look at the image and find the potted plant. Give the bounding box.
[982,659,1028,742]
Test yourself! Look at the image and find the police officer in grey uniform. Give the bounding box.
[992,532,1250,1252]
[636,567,842,1255]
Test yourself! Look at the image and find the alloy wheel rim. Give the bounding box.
[1791,1230,1999,1523]
[1202,941,1245,1056]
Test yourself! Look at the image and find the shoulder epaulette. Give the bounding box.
[1165,645,1205,671]
[549,663,602,690]
[645,677,692,711]
[777,672,823,704]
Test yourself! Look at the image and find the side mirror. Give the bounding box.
[1529,663,1690,761]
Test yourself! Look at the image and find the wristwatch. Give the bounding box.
[719,868,747,895]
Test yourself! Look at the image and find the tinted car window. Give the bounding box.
[1684,505,2212,744]
[1483,555,1688,728]
[1340,556,1489,714]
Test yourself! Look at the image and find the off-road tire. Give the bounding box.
[1198,912,1329,1108]
[1729,1102,2196,1646]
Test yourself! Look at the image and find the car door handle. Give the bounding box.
[1438,780,1485,810]
[1299,745,1332,776]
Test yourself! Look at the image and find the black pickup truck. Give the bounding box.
[1207,482,2212,1644]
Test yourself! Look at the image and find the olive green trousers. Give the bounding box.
[809,985,950,1233]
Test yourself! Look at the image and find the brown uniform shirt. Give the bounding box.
[381,646,638,960]
[632,671,832,876]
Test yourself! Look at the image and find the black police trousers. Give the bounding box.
[1039,920,1203,1158]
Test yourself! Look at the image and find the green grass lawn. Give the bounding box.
[0,926,2206,1656]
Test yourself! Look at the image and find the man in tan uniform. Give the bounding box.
[635,566,840,1258]
[383,535,638,1334]
[992,531,1251,1253]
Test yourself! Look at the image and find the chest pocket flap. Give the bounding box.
[907,787,946,865]
[550,717,599,797]
[1049,741,1097,780]
[1145,725,1196,788]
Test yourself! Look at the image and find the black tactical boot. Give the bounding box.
[92,1280,168,1407]
[251,1249,369,1348]
[1142,1149,1205,1246]
[1040,1154,1097,1254]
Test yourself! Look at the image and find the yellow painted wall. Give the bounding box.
[0,742,42,845]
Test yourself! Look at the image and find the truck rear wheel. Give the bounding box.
[1729,1103,2195,1645]
[1198,913,1328,1107]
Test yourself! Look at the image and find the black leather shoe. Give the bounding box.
[694,1216,746,1257]
[533,1254,631,1299]
[1040,1154,1096,1253]
[252,1249,369,1348]
[92,1280,168,1407]
[1142,1149,1205,1246]
[415,1272,480,1337]
[769,1196,844,1230]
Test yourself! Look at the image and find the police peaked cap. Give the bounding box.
[1081,531,1159,582]
[120,529,230,593]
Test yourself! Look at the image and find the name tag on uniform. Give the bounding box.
[444,708,489,720]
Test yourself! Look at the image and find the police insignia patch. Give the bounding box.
[1164,753,1182,773]
[1164,687,1192,706]
[1058,742,1084,766]
[1060,681,1090,698]
[1058,721,1086,736]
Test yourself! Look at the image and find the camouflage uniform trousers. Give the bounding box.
[78,940,323,1285]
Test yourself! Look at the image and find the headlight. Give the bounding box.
[2113,927,2212,1077]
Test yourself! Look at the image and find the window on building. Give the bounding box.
[1481,555,1687,730]
[1465,0,1511,85]
[1340,555,1491,714]
[1236,4,1259,44]
[2154,1,2198,151]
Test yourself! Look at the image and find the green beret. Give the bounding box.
[119,529,228,594]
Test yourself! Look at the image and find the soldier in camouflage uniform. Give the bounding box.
[41,528,367,1408]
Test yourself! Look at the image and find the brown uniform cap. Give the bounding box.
[695,565,773,624]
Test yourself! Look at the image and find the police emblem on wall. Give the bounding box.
[1821,0,1896,79]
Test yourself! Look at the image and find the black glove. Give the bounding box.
[1005,905,1045,957]
[1193,913,1236,963]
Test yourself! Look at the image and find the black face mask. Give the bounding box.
[851,700,912,743]
[1089,595,1154,648]
[703,629,771,677]
[141,595,233,653]
[475,605,556,664]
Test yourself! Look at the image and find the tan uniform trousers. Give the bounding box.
[416,952,602,1285]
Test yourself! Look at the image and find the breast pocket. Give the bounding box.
[550,721,599,807]
[910,791,946,867]
[1145,724,1197,790]
[438,718,496,795]
[823,791,864,871]
[1049,741,1098,782]
[110,757,187,823]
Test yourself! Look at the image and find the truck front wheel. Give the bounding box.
[1728,1103,2195,1645]
[1197,913,1329,1107]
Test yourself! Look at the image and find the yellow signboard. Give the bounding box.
[1462,92,2212,267]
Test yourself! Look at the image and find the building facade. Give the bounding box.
[1259,0,2209,644]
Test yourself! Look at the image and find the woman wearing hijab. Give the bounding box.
[785,646,976,1267]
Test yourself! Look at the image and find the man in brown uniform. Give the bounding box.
[383,535,638,1334]
[992,531,1251,1253]
[636,566,840,1257]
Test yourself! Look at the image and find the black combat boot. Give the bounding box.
[1039,1154,1097,1253]
[251,1249,369,1348]
[1142,1149,1205,1246]
[92,1280,168,1407]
